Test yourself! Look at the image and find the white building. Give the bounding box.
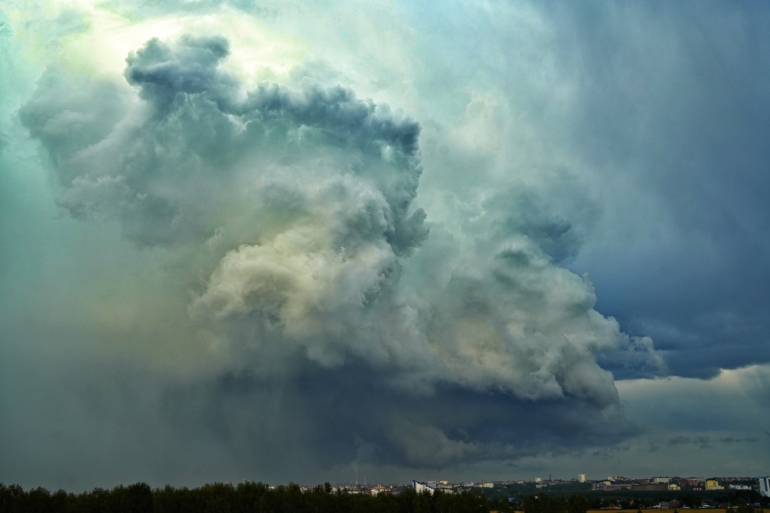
[759,477,770,498]
[535,477,542,483]
[653,477,672,484]
[578,474,586,483]
[413,481,436,495]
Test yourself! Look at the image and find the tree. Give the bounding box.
[679,495,702,509]
[566,495,590,513]
[522,495,564,513]
[126,482,153,513]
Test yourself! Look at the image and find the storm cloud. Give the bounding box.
[2,0,770,489]
[0,26,648,486]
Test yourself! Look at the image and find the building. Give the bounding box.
[632,484,668,491]
[594,483,633,492]
[759,477,770,498]
[705,480,723,491]
[579,474,586,483]
[653,477,672,484]
[413,481,436,495]
[535,477,542,483]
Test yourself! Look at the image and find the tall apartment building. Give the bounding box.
[578,474,586,483]
[413,481,436,495]
[760,477,770,498]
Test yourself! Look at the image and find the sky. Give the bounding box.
[1,0,769,491]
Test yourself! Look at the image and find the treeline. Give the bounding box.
[494,490,769,512]
[508,494,764,513]
[508,494,765,513]
[516,494,591,513]
[0,482,490,513]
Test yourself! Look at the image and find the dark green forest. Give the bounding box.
[0,482,491,513]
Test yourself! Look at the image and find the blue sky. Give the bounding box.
[1,0,769,489]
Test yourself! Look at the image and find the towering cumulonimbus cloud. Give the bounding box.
[18,34,656,471]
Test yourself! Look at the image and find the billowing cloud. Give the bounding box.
[3,0,769,490]
[1,27,653,485]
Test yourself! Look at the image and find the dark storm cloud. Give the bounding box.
[667,436,712,449]
[124,35,420,160]
[716,437,758,444]
[482,191,586,265]
[124,35,238,114]
[158,363,638,472]
[666,435,758,449]
[21,35,425,250]
[537,1,770,378]
[5,31,648,484]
